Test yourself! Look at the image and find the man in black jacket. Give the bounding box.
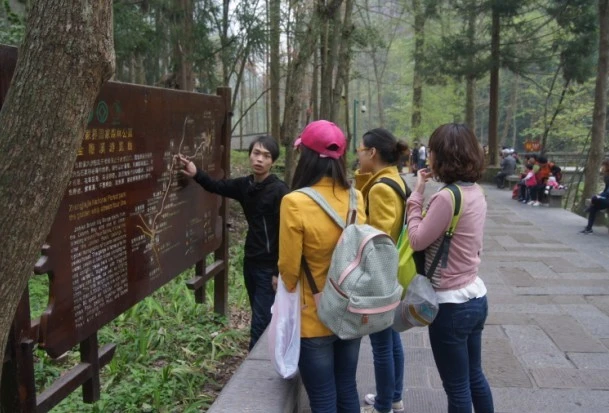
[176,136,289,350]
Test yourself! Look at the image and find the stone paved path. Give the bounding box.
[300,177,609,413]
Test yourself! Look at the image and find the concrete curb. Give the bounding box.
[207,330,301,413]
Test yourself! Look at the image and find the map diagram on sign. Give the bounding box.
[133,114,216,279]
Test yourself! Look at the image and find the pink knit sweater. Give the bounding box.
[406,183,486,291]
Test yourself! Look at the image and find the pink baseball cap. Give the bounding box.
[294,120,346,159]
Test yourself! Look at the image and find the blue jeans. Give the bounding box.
[243,260,276,350]
[586,195,609,230]
[369,327,404,412]
[428,296,494,413]
[299,335,362,413]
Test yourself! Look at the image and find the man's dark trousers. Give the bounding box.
[243,259,276,350]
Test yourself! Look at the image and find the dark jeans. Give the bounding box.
[243,260,276,350]
[369,327,404,412]
[495,172,508,188]
[518,183,530,202]
[299,335,362,413]
[586,195,609,230]
[429,296,494,413]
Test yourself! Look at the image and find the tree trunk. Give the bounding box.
[581,0,609,210]
[270,0,281,140]
[173,0,194,91]
[331,0,354,123]
[310,46,319,122]
[281,3,328,185]
[221,0,230,85]
[319,0,343,120]
[465,75,476,131]
[465,7,476,130]
[411,0,425,135]
[0,0,114,390]
[488,6,500,165]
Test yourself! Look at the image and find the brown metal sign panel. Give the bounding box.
[0,45,228,358]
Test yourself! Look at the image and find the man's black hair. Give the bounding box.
[248,135,280,162]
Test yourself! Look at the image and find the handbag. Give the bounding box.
[268,276,301,379]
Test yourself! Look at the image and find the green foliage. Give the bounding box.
[547,0,598,83]
[0,0,25,45]
[30,260,249,412]
[520,78,595,151]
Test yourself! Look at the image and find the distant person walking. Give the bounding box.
[407,123,494,413]
[581,158,609,234]
[411,142,420,176]
[418,142,427,170]
[176,136,289,351]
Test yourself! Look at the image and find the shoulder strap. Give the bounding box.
[426,184,463,278]
[297,186,358,296]
[442,184,463,237]
[296,187,357,229]
[301,257,319,295]
[365,177,410,219]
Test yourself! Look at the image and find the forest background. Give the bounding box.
[0,0,608,411]
[3,0,608,173]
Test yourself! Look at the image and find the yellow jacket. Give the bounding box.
[278,177,366,338]
[354,166,406,242]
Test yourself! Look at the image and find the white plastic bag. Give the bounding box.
[393,274,439,332]
[268,276,300,379]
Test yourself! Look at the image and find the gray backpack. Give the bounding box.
[298,187,403,340]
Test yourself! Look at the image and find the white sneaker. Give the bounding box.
[532,201,540,206]
[527,200,535,205]
[363,394,404,413]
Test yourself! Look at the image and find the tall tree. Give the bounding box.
[411,0,425,134]
[330,0,355,122]
[269,0,281,140]
[0,0,114,390]
[488,3,500,165]
[582,0,609,209]
[318,0,343,119]
[173,0,194,90]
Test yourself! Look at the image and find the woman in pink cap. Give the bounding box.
[279,120,366,413]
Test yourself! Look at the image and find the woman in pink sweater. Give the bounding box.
[406,123,494,413]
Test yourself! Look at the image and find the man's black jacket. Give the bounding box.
[193,169,289,271]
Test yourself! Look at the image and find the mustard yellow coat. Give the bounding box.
[278,177,366,338]
[354,166,406,243]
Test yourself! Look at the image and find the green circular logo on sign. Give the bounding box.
[96,101,109,124]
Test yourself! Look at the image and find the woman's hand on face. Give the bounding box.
[415,168,432,193]
[175,154,197,178]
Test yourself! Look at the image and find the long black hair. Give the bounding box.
[291,146,349,191]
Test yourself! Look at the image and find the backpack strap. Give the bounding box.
[301,257,319,295]
[426,184,464,278]
[365,176,410,219]
[295,186,358,228]
[296,186,358,296]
